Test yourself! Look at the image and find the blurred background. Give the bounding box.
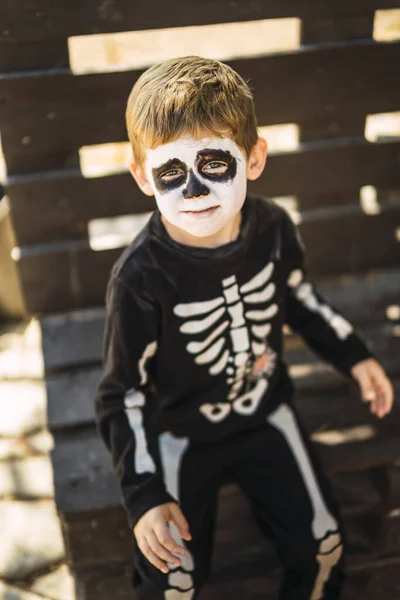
[0,5,399,600]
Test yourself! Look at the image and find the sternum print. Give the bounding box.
[222,274,251,400]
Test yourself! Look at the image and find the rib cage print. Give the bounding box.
[173,261,278,423]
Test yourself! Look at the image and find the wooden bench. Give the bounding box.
[0,1,399,597]
[42,291,400,599]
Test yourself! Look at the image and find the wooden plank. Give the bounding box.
[0,38,81,175]
[7,172,153,245]
[5,136,400,246]
[0,40,69,72]
[45,328,400,432]
[38,268,400,370]
[298,13,376,215]
[0,197,25,319]
[14,201,400,313]
[46,367,102,429]
[68,554,400,600]
[1,1,398,41]
[51,378,400,518]
[59,467,385,569]
[287,323,400,392]
[382,513,400,555]
[60,506,136,567]
[1,39,399,175]
[301,13,374,43]
[70,562,135,600]
[15,243,122,313]
[41,308,106,371]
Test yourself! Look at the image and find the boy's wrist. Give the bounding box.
[336,336,375,379]
[125,486,176,531]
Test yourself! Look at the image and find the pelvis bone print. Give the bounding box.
[173,261,278,423]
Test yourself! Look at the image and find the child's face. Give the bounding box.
[143,135,248,238]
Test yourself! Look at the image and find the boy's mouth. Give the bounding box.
[182,206,220,218]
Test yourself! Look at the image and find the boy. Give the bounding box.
[94,56,393,599]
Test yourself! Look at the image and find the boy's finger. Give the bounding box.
[372,372,394,416]
[154,521,186,556]
[169,503,192,541]
[357,370,376,403]
[147,532,182,567]
[139,539,169,574]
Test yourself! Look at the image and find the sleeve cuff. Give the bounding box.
[121,474,176,531]
[332,333,376,378]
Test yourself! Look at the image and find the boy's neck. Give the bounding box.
[161,210,243,249]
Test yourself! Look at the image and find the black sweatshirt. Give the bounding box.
[94,194,374,529]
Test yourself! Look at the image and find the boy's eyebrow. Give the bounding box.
[151,157,185,173]
[196,148,234,161]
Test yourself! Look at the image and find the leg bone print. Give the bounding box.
[173,261,278,423]
[268,404,343,600]
[159,432,195,600]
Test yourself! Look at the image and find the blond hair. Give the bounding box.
[125,55,259,169]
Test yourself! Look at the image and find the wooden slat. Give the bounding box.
[57,459,387,569]
[68,554,400,600]
[0,198,25,319]
[0,40,69,72]
[298,13,376,216]
[61,506,135,568]
[52,421,400,520]
[51,378,400,519]
[46,345,400,433]
[14,201,400,313]
[1,40,399,175]
[41,308,106,370]
[0,1,398,42]
[5,137,400,246]
[40,268,400,371]
[301,13,374,43]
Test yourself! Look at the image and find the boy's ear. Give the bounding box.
[246,136,268,181]
[129,159,155,197]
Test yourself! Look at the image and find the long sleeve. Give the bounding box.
[94,275,174,529]
[281,211,375,378]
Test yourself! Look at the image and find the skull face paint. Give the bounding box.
[144,136,248,238]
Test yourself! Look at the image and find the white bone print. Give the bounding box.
[267,404,343,599]
[158,433,195,599]
[288,269,353,340]
[311,534,343,600]
[173,262,279,423]
[124,341,158,474]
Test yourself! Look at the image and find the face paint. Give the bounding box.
[144,136,247,238]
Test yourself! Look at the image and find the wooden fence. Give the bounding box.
[1,2,400,598]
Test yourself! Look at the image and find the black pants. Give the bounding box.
[131,401,345,599]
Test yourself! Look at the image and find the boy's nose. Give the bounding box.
[182,169,210,199]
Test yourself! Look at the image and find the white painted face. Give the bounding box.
[144,135,248,238]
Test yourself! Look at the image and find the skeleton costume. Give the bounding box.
[95,194,373,600]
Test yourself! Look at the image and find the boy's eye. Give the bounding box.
[202,161,228,174]
[160,168,185,182]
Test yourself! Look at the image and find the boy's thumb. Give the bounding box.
[169,503,191,541]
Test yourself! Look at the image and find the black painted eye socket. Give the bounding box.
[160,168,185,182]
[202,161,229,174]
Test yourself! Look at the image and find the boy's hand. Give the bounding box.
[133,502,192,574]
[350,358,394,418]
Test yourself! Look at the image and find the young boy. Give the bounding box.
[94,56,393,600]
